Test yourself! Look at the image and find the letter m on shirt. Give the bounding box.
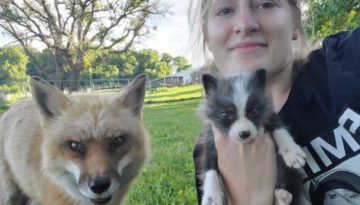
[310,108,360,167]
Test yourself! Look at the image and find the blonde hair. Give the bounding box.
[188,0,310,78]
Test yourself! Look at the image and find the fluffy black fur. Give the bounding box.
[194,69,302,205]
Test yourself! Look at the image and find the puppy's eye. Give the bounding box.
[68,141,85,153]
[109,136,125,152]
[221,111,229,119]
[248,108,259,118]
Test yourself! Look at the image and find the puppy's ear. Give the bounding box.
[202,74,218,97]
[253,69,266,90]
[116,74,147,117]
[30,77,70,119]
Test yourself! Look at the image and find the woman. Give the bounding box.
[189,0,360,204]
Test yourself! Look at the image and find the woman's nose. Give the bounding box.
[233,5,259,35]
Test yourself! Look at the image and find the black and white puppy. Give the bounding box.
[194,69,306,205]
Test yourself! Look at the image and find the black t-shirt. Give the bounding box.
[279,27,360,205]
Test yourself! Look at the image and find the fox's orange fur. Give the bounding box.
[0,75,150,205]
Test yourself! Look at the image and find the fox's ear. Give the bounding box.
[30,77,70,119]
[202,74,218,97]
[253,69,266,90]
[116,74,147,117]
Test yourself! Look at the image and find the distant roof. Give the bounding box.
[168,69,195,77]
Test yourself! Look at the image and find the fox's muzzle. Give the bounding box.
[89,177,111,194]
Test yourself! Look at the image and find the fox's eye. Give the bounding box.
[110,136,125,152]
[68,141,85,153]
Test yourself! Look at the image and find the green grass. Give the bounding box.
[124,85,204,204]
[123,99,201,205]
[145,85,203,103]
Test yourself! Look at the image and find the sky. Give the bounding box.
[0,0,197,66]
[138,0,192,60]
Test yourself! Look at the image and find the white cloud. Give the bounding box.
[136,0,191,59]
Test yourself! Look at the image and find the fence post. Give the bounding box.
[23,78,28,97]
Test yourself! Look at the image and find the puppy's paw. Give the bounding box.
[274,189,293,205]
[201,195,223,205]
[202,190,224,205]
[273,128,306,168]
[202,170,224,205]
[280,144,306,168]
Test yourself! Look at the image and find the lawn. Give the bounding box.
[122,85,203,204]
[145,85,203,103]
[123,98,201,205]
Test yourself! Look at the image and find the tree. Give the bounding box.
[134,48,159,77]
[0,45,29,93]
[154,61,171,78]
[304,0,360,41]
[0,0,166,91]
[173,56,191,72]
[160,53,173,64]
[108,52,136,77]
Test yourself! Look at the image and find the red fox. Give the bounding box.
[0,75,150,205]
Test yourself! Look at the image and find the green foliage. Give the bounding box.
[304,0,360,41]
[153,61,171,78]
[0,45,28,93]
[116,53,137,77]
[27,48,56,77]
[0,100,9,115]
[160,53,173,64]
[135,49,160,77]
[173,56,191,73]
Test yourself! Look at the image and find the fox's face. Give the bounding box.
[202,70,272,143]
[30,75,149,204]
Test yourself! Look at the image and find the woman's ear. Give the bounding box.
[202,22,212,51]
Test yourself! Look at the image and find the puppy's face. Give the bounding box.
[202,70,271,143]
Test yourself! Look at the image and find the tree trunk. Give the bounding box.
[69,66,81,92]
[54,50,64,90]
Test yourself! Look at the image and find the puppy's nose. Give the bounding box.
[239,131,251,139]
[89,177,111,194]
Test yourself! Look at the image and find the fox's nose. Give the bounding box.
[89,177,111,194]
[239,131,251,139]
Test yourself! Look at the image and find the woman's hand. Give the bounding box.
[213,124,277,205]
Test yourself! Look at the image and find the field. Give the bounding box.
[0,85,204,205]
[123,85,203,204]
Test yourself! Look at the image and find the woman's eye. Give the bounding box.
[256,2,276,10]
[217,8,234,16]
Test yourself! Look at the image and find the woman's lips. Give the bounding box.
[230,42,266,54]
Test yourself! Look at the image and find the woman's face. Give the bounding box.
[205,0,297,79]
[324,188,360,205]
